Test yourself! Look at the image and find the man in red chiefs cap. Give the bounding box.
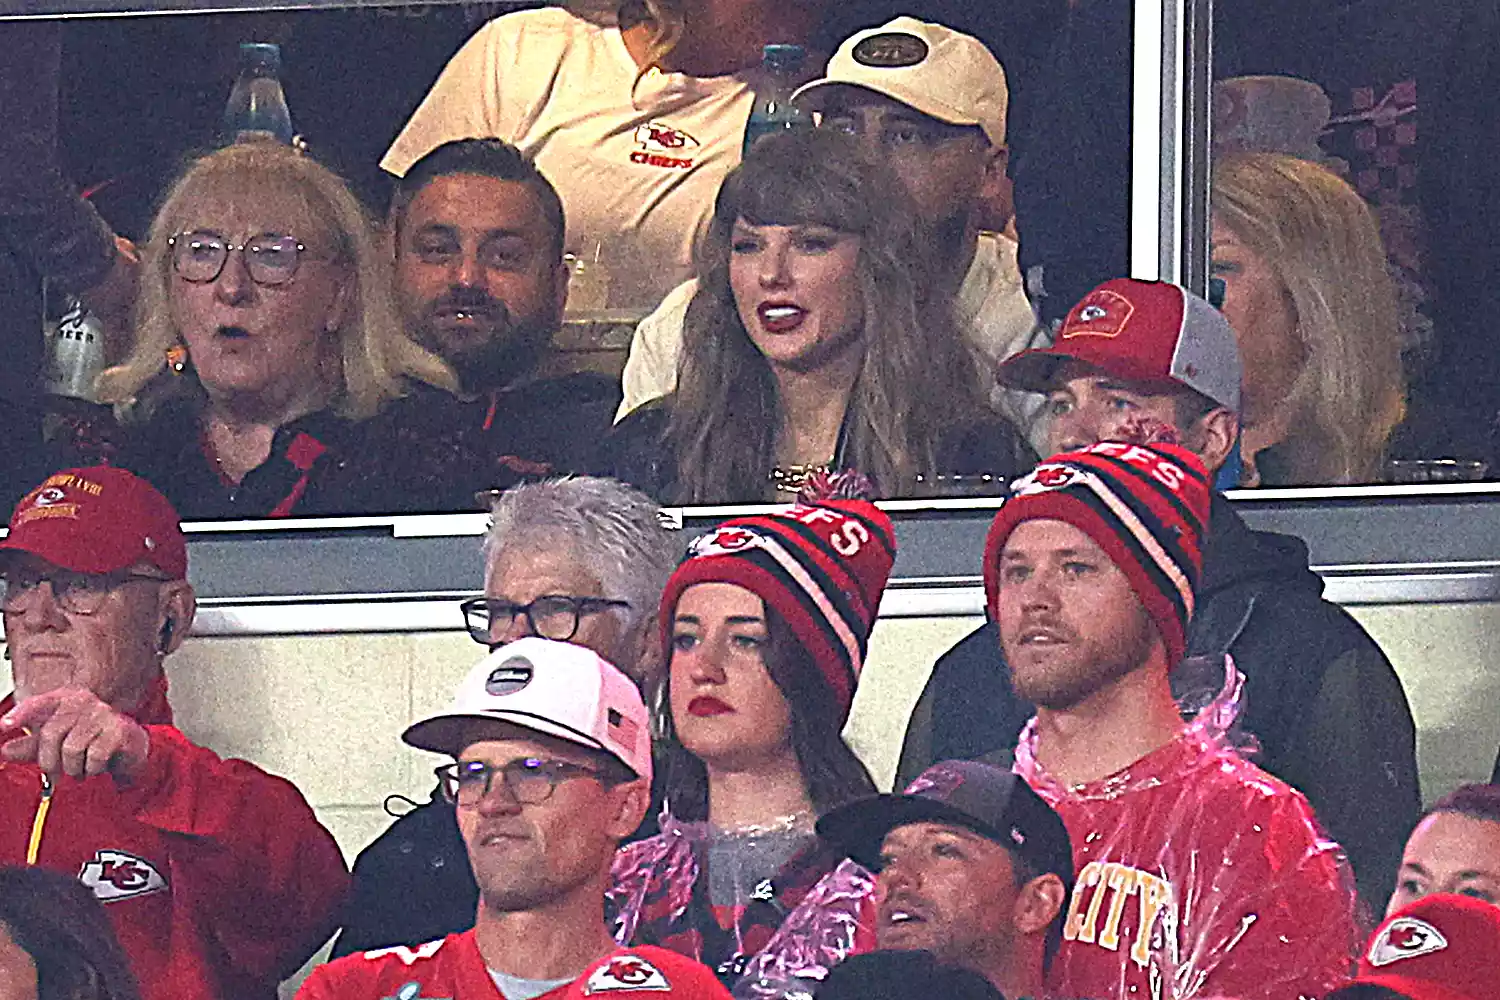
[1328,892,1500,1000]
[0,467,348,1000]
[986,441,1358,1000]
[900,276,1419,913]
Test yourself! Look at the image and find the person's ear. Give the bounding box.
[605,777,652,840]
[977,143,1014,233]
[324,272,355,335]
[156,581,197,656]
[1014,871,1069,935]
[1190,407,1241,476]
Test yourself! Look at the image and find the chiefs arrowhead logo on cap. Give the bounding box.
[687,525,767,560]
[1368,916,1449,967]
[1061,289,1135,340]
[1008,463,1090,499]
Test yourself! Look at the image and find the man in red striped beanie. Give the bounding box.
[985,441,1358,1000]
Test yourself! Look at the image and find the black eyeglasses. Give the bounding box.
[1,568,169,615]
[168,230,313,286]
[460,595,630,646]
[435,757,606,807]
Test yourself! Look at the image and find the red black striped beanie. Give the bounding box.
[982,442,1211,666]
[660,498,896,724]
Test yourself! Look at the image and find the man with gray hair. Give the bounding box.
[332,476,679,956]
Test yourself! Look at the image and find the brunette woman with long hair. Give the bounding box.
[601,128,1032,502]
[607,478,891,995]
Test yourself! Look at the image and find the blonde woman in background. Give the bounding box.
[381,0,833,313]
[1211,152,1405,485]
[94,141,454,519]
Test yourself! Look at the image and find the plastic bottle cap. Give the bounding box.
[762,44,806,71]
[239,42,282,72]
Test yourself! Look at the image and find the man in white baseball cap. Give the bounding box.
[300,638,732,1000]
[617,17,1043,429]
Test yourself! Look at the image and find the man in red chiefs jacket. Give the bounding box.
[986,442,1358,999]
[299,638,731,1000]
[0,466,348,1000]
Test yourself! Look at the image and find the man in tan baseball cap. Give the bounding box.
[618,18,1042,428]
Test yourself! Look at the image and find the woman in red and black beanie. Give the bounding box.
[607,476,892,997]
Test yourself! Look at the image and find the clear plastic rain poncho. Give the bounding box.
[1015,657,1361,1000]
[607,813,875,1000]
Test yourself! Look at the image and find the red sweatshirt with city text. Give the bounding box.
[1012,668,1359,1000]
[0,686,349,1000]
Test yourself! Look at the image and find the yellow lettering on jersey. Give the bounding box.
[1131,872,1174,968]
[1071,861,1115,944]
[1063,861,1105,942]
[1097,864,1141,951]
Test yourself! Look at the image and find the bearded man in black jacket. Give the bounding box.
[899,277,1420,912]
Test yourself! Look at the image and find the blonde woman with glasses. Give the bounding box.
[91,142,452,519]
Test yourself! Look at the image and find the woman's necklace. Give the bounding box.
[710,808,817,838]
[768,462,833,496]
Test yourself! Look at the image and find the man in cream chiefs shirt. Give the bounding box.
[382,3,829,313]
[617,17,1046,430]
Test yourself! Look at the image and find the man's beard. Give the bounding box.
[447,319,553,396]
[417,292,555,395]
[916,211,973,292]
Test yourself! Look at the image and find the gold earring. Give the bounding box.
[166,343,188,374]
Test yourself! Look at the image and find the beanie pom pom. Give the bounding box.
[798,470,875,504]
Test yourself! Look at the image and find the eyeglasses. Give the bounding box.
[168,230,313,286]
[435,757,606,807]
[460,595,630,646]
[1,567,169,615]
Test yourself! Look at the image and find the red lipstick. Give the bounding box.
[687,695,734,717]
[757,301,806,333]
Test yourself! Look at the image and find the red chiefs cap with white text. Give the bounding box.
[0,467,187,579]
[999,277,1242,413]
[1350,892,1500,1000]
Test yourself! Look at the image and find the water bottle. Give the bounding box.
[221,42,294,145]
[743,44,808,156]
[42,288,106,402]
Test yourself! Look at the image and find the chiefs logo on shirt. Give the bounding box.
[585,954,672,993]
[631,123,699,170]
[78,849,168,902]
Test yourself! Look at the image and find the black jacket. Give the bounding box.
[330,793,474,959]
[596,400,1036,505]
[897,494,1420,909]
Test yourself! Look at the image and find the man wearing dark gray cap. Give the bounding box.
[818,760,1071,1000]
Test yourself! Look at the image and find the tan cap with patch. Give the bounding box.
[792,17,1008,147]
